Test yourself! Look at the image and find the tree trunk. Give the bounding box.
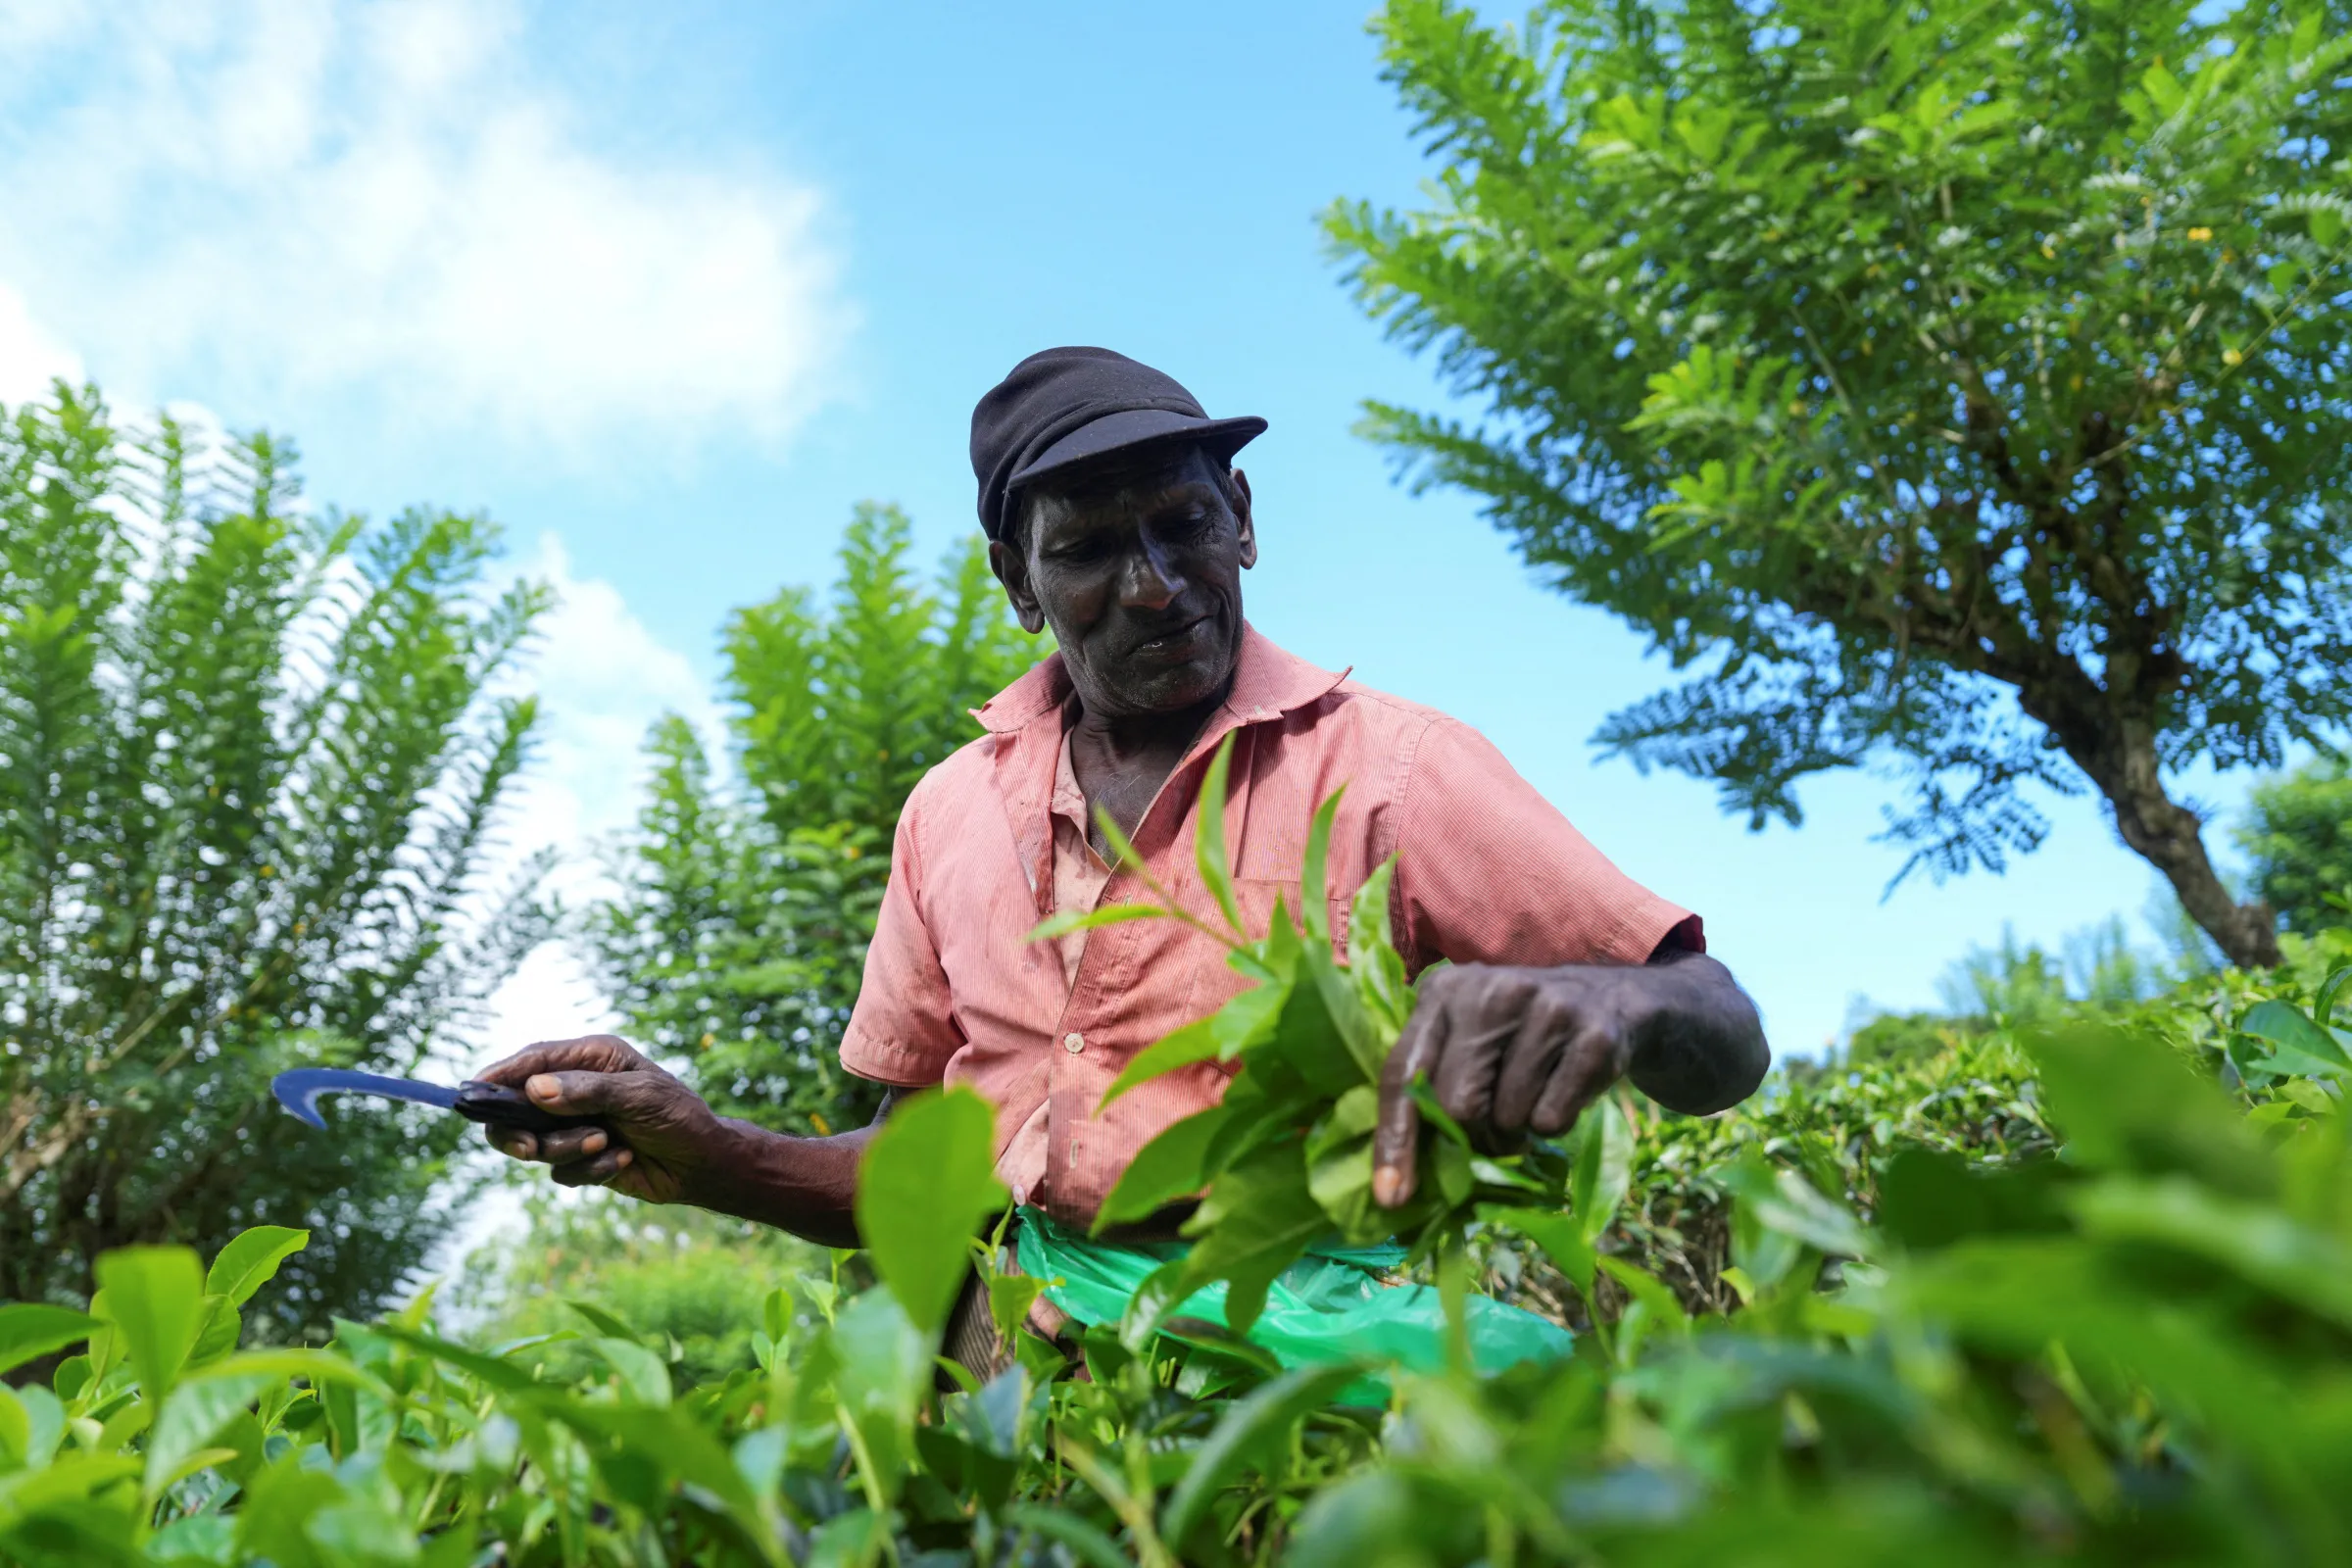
[2029,694,2282,969]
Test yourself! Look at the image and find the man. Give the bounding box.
[479,347,1768,1275]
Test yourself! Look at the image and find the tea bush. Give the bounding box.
[7,771,2352,1565]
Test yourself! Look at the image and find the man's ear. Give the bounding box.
[1228,466,1258,569]
[988,536,1048,635]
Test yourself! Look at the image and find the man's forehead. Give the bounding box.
[1032,445,1221,515]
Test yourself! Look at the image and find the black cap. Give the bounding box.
[969,346,1267,541]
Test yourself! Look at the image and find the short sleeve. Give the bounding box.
[838,801,965,1088]
[1393,717,1699,971]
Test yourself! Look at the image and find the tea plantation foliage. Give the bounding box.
[7,800,2352,1564]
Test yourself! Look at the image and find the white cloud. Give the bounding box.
[438,531,724,1071]
[0,280,82,404]
[0,0,851,457]
[498,529,725,890]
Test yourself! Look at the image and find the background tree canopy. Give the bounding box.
[1327,0,2352,969]
[0,384,550,1333]
[2238,758,2352,935]
[590,503,1042,1135]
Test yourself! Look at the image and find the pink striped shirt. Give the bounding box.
[838,624,1698,1226]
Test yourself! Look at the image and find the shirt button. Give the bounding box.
[1062,1032,1086,1054]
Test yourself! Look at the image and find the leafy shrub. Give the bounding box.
[11,841,2352,1563]
[590,503,1041,1137]
[458,1189,828,1395]
[0,384,550,1334]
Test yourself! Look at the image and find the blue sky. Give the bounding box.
[0,0,2253,1060]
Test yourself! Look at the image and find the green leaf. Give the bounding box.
[1721,1155,1873,1260]
[1116,1255,1200,1352]
[1195,732,1245,935]
[565,1299,641,1342]
[1298,787,1345,944]
[144,1370,277,1500]
[1159,1361,1366,1547]
[1180,1140,1330,1335]
[2070,1174,2352,1331]
[1597,1256,1690,1337]
[1481,1203,1597,1312]
[1095,1105,1233,1233]
[1567,1097,1635,1245]
[1026,903,1165,944]
[986,1272,1047,1349]
[1304,941,1389,1085]
[0,1385,27,1469]
[92,1246,206,1400]
[1091,802,1150,879]
[0,1304,100,1379]
[1004,1503,1135,1568]
[367,1326,536,1393]
[590,1337,672,1406]
[203,1226,309,1308]
[856,1085,1008,1334]
[2316,966,2352,1029]
[1099,1016,1222,1110]
[2238,999,2352,1077]
[828,1290,932,1500]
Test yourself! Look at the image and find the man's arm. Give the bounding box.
[1370,947,1769,1208]
[474,1035,897,1250]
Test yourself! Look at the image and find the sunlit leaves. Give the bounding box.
[0,386,551,1332]
[1333,0,2352,958]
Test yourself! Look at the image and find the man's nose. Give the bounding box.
[1118,537,1186,610]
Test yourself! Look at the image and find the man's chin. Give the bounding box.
[1090,655,1232,719]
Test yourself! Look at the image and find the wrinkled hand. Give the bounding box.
[1372,963,1642,1208]
[475,1034,731,1205]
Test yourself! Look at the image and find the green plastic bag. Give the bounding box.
[1013,1206,1570,1403]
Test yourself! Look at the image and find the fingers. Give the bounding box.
[521,1066,667,1120]
[1374,997,1449,1208]
[475,1034,646,1088]
[1531,1028,1622,1136]
[484,1123,612,1165]
[1491,993,1575,1135]
[552,1147,635,1188]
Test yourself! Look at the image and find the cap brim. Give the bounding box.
[1008,408,1267,491]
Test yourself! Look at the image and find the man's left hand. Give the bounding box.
[1370,954,1766,1208]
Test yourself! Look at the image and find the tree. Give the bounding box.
[2238,759,2352,935]
[1327,0,2352,967]
[0,384,550,1331]
[591,504,1041,1133]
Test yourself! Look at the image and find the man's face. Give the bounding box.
[990,444,1257,721]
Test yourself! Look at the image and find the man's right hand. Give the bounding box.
[474,1035,733,1206]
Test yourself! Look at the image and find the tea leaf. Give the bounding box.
[0,1304,99,1379]
[1159,1361,1366,1548]
[1195,733,1246,936]
[1102,1114,1231,1244]
[92,1246,206,1400]
[856,1086,1007,1334]
[1099,1016,1222,1110]
[1299,787,1345,945]
[2239,998,2352,1076]
[203,1226,310,1309]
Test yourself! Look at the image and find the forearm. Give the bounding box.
[1625,952,1770,1115]
[688,1117,875,1250]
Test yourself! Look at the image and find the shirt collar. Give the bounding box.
[970,620,1347,737]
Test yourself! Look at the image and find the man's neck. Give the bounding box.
[1066,684,1231,852]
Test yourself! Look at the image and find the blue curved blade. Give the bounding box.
[270,1068,462,1130]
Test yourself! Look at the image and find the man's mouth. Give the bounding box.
[1130,612,1213,660]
